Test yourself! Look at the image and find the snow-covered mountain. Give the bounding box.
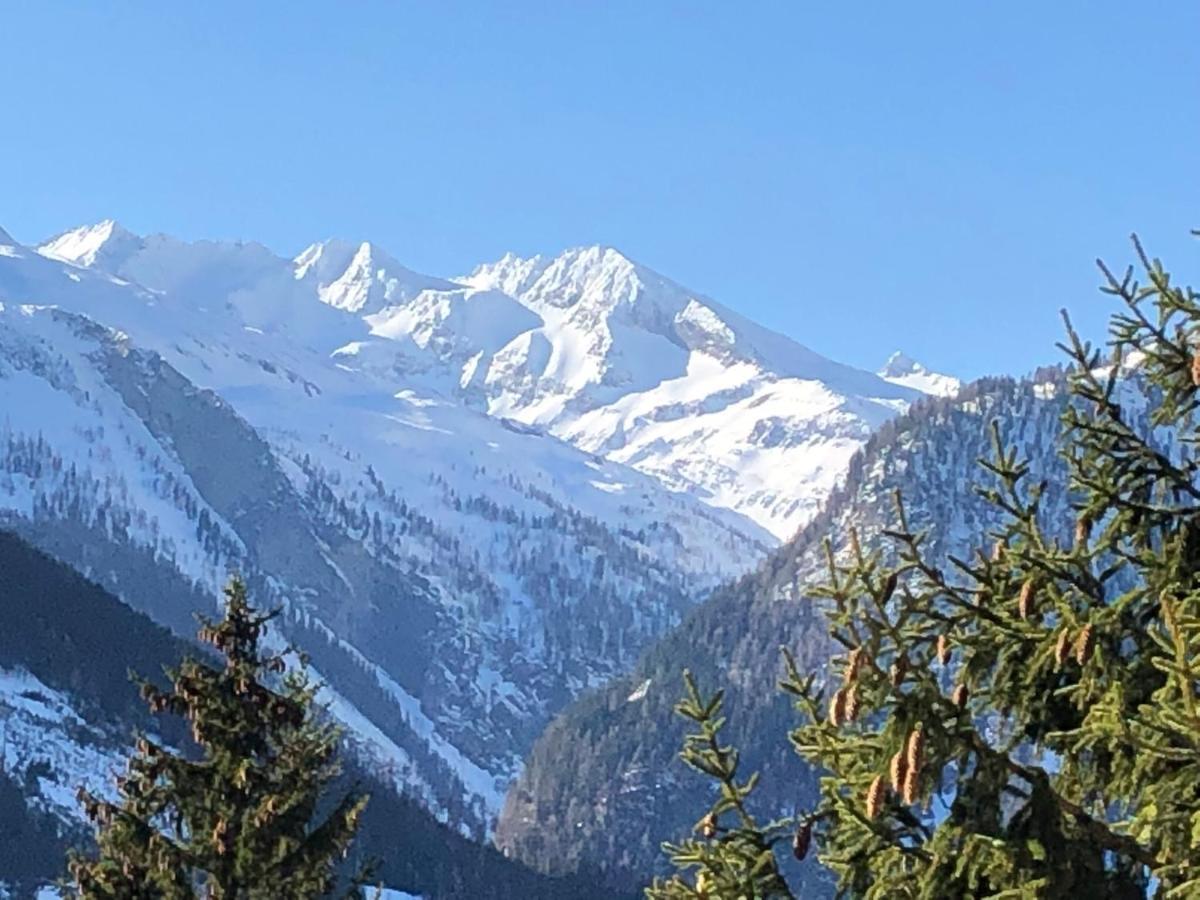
[36,224,958,543]
[456,248,940,539]
[0,218,954,837]
[349,244,945,540]
[0,223,776,834]
[878,349,961,397]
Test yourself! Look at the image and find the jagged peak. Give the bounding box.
[38,219,142,268]
[879,350,923,377]
[295,238,457,313]
[462,244,665,314]
[0,225,15,246]
[878,350,961,398]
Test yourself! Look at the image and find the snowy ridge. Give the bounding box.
[295,239,459,314]
[878,350,961,397]
[456,246,941,539]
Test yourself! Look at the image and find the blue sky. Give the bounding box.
[1,2,1196,380]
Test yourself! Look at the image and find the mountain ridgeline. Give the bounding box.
[494,368,1076,893]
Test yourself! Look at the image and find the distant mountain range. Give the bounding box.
[0,218,956,859]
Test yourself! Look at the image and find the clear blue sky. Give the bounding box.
[1,2,1196,380]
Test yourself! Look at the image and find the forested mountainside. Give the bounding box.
[0,530,634,900]
[495,369,1075,894]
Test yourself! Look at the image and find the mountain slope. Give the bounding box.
[457,247,934,539]
[0,529,635,900]
[493,371,1073,891]
[1,224,770,832]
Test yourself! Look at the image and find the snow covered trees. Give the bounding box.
[652,238,1200,898]
[67,578,368,899]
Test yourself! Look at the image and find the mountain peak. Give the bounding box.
[38,219,142,268]
[879,350,921,377]
[0,225,15,246]
[295,238,457,313]
[878,350,961,397]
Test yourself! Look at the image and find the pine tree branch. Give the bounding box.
[967,733,1161,871]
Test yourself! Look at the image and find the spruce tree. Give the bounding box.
[651,237,1200,898]
[67,577,369,899]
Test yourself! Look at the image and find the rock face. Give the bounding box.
[493,371,1075,893]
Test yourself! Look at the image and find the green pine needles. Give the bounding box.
[67,577,369,899]
[645,671,797,900]
[652,236,1200,899]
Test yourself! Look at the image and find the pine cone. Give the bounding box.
[865,775,886,819]
[952,683,968,709]
[844,647,864,685]
[1191,350,1200,387]
[828,687,847,727]
[1018,580,1036,620]
[1075,514,1092,549]
[936,634,950,665]
[699,812,716,839]
[1055,629,1072,668]
[890,657,908,688]
[889,750,908,792]
[901,766,920,805]
[792,819,813,860]
[212,818,229,855]
[1075,623,1095,665]
[845,683,860,723]
[991,539,1006,562]
[905,728,925,782]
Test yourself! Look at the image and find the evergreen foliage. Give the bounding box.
[645,672,796,899]
[653,238,1200,897]
[66,578,369,899]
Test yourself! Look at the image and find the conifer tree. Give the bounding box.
[652,237,1200,898]
[67,577,369,899]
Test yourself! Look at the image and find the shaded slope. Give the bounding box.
[0,530,633,899]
